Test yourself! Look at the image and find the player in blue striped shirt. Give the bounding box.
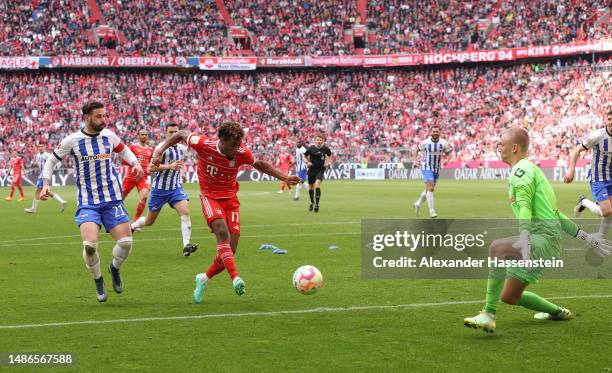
[24,142,66,214]
[413,125,453,218]
[41,102,143,302]
[566,108,612,237]
[293,141,308,201]
[130,123,198,257]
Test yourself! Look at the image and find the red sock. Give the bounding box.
[217,242,238,279]
[18,185,24,198]
[281,182,286,191]
[134,200,146,220]
[9,185,15,198]
[205,254,225,279]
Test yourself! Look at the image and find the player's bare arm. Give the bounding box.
[151,130,189,166]
[564,145,587,183]
[149,160,184,173]
[39,152,62,200]
[253,160,302,186]
[413,148,420,168]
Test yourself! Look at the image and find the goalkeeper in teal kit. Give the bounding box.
[464,128,611,333]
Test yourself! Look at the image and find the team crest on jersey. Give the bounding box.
[229,160,236,167]
[215,208,222,214]
[207,156,213,161]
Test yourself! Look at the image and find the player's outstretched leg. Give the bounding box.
[507,289,571,321]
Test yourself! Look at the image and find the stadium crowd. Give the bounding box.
[1,1,608,57]
[367,0,610,54]
[98,0,231,56]
[0,0,91,56]
[1,56,610,172]
[226,0,359,56]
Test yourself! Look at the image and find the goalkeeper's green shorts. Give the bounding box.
[506,233,562,285]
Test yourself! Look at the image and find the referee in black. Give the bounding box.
[303,134,332,212]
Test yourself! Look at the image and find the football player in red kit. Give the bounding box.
[5,150,25,201]
[275,147,294,194]
[151,121,301,303]
[122,129,154,220]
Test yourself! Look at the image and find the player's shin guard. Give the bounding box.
[599,216,612,236]
[315,188,321,205]
[205,254,225,279]
[83,241,101,279]
[516,291,561,314]
[180,214,191,247]
[217,242,238,279]
[112,237,132,269]
[484,265,505,314]
[134,200,146,220]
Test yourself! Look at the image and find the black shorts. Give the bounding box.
[307,168,325,184]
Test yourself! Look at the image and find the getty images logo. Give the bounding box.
[370,230,487,252]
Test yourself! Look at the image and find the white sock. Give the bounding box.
[53,194,65,204]
[426,191,435,212]
[294,183,302,198]
[112,237,132,269]
[581,198,602,216]
[415,190,427,206]
[83,241,101,279]
[200,273,209,284]
[180,214,191,247]
[30,199,40,211]
[131,217,146,230]
[599,216,612,236]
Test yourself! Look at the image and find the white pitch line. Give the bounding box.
[0,221,361,244]
[0,232,361,248]
[1,294,610,330]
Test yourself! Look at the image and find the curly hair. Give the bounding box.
[218,121,244,140]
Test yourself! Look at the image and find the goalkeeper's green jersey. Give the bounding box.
[508,158,579,238]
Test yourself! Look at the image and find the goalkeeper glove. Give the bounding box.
[577,229,612,258]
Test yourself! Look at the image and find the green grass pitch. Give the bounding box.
[1,180,611,372]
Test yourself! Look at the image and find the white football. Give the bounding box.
[292,265,323,295]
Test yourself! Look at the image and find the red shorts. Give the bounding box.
[122,176,149,197]
[11,174,22,186]
[200,194,241,235]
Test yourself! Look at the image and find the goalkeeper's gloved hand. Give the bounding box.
[577,229,612,258]
[512,230,531,260]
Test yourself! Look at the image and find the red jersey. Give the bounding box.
[127,143,154,178]
[9,157,23,176]
[276,153,292,171]
[187,133,255,199]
